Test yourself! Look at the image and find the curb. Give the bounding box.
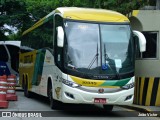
[16,87,23,92]
[118,105,160,117]
[118,105,151,112]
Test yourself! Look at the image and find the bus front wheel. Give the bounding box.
[48,84,62,110]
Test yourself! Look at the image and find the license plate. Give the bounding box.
[94,98,106,104]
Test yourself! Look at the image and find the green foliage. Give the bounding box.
[0,0,148,41]
[97,0,148,14]
[0,0,27,40]
[0,31,7,40]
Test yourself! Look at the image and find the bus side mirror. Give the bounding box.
[57,26,64,47]
[133,30,146,52]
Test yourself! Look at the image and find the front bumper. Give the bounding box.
[61,84,134,105]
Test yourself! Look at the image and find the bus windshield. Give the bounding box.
[64,21,134,79]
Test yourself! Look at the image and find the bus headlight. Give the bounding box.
[62,79,80,88]
[121,82,134,89]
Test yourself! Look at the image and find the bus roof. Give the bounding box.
[23,7,129,35]
[56,7,129,22]
[0,41,21,47]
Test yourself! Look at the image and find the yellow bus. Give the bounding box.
[19,7,146,111]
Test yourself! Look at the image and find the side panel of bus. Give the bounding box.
[38,49,57,97]
[19,48,61,98]
[19,50,37,90]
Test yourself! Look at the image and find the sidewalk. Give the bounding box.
[119,104,160,117]
[16,86,23,91]
[120,104,159,111]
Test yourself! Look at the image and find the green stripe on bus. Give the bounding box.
[32,49,46,85]
[100,78,131,87]
[44,15,53,23]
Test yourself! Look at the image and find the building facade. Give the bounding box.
[129,10,160,106]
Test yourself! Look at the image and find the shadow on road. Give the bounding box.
[26,92,129,117]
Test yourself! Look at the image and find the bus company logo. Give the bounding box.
[45,56,51,63]
[55,87,61,99]
[98,88,104,93]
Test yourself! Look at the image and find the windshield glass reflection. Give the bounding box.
[64,21,134,79]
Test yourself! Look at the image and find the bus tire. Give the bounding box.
[103,105,113,111]
[24,80,32,98]
[48,83,62,110]
[22,79,25,90]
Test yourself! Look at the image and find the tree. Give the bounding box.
[0,0,148,40]
[94,0,148,14]
[0,0,28,40]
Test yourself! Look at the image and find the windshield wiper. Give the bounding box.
[103,44,120,79]
[88,44,99,69]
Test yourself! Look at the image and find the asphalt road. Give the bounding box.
[0,91,159,120]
